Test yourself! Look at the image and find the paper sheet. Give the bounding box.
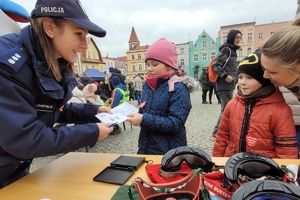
[95,102,139,124]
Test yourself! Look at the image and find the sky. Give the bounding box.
[11,0,299,57]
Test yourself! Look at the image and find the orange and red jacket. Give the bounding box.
[212,88,298,159]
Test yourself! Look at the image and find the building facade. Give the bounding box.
[218,21,291,62]
[74,20,292,81]
[189,30,218,79]
[74,37,104,74]
[126,27,148,81]
[176,42,190,76]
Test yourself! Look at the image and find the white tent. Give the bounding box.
[0,9,21,35]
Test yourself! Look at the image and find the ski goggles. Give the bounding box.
[130,168,206,200]
[223,152,284,191]
[160,146,217,173]
[231,180,300,200]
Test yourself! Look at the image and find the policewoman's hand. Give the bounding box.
[97,123,113,140]
[97,105,112,114]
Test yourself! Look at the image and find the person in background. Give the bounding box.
[127,82,136,101]
[82,83,103,105]
[75,73,84,90]
[109,76,130,135]
[110,76,129,108]
[211,29,242,137]
[100,77,113,100]
[212,51,298,159]
[132,74,143,105]
[178,66,186,76]
[108,66,126,91]
[199,68,209,104]
[0,0,113,188]
[127,38,192,155]
[80,71,94,87]
[261,17,300,158]
[69,86,86,104]
[207,73,220,104]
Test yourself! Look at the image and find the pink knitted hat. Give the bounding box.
[145,38,178,69]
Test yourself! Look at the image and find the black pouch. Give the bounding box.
[93,155,145,185]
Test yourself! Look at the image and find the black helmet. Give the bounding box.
[231,180,300,200]
[223,152,285,191]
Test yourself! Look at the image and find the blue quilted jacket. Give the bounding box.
[138,77,192,155]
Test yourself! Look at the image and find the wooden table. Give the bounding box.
[0,152,299,200]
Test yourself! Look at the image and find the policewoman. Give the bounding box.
[0,0,114,188]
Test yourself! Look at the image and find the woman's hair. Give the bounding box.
[29,17,74,82]
[261,25,300,75]
[292,17,300,26]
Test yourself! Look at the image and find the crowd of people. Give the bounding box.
[0,0,300,189]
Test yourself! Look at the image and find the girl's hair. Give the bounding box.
[261,25,300,75]
[29,17,74,82]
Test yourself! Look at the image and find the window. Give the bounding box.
[202,35,207,38]
[247,48,251,55]
[132,64,136,72]
[270,31,274,35]
[238,49,243,57]
[193,54,199,62]
[138,63,142,71]
[211,52,216,60]
[202,41,207,48]
[223,36,227,43]
[202,53,207,61]
[180,48,184,54]
[138,54,141,59]
[93,52,96,59]
[180,59,184,66]
[258,33,263,40]
[211,41,215,46]
[248,33,252,41]
[131,55,135,60]
[88,51,90,58]
[194,43,197,48]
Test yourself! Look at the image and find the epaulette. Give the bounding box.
[0,47,28,72]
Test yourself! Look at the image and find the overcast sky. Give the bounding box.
[12,0,298,57]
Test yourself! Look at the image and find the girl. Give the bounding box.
[127,38,193,155]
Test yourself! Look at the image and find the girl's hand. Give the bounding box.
[127,113,143,126]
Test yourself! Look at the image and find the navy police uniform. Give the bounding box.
[0,26,101,187]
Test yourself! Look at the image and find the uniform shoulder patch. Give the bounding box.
[0,47,28,72]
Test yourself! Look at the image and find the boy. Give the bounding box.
[212,51,298,158]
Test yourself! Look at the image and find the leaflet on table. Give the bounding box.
[95,102,139,124]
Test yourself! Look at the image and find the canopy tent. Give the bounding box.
[83,68,107,81]
[0,0,29,22]
[0,9,21,35]
[0,0,29,36]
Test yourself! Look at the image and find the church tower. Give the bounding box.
[128,27,140,50]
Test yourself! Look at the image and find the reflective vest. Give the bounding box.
[116,88,130,104]
[116,88,129,104]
